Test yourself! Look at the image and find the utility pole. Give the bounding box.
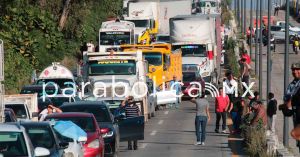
[243,0,247,35]
[267,0,271,106]
[250,0,253,59]
[0,40,4,123]
[237,0,240,27]
[259,0,263,98]
[255,0,259,76]
[241,0,244,34]
[283,0,290,147]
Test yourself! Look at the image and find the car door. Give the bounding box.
[117,101,144,141]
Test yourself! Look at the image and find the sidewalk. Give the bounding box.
[248,10,300,156]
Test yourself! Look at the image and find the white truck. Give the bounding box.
[192,0,221,14]
[99,19,135,52]
[82,51,154,120]
[158,0,192,35]
[4,94,38,121]
[124,1,159,44]
[170,14,221,84]
[35,62,76,93]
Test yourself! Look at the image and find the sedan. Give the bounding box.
[182,71,205,99]
[45,112,105,157]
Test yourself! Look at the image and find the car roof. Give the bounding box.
[22,84,59,89]
[61,101,107,107]
[0,123,25,132]
[19,121,51,128]
[45,112,95,119]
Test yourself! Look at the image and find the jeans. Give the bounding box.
[267,115,277,133]
[231,112,240,130]
[216,112,227,131]
[195,116,207,142]
[128,140,138,149]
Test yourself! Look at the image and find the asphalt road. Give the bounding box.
[118,98,232,157]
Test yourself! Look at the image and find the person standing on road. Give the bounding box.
[190,94,210,145]
[121,96,141,150]
[223,72,238,103]
[215,87,231,133]
[274,3,279,16]
[170,75,181,109]
[280,62,300,151]
[267,92,277,133]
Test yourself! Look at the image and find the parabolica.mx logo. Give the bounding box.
[41,76,255,101]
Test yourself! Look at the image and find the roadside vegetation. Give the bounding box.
[0,0,122,93]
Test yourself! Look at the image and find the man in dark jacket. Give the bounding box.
[267,92,277,133]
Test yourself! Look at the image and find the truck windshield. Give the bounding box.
[0,132,28,157]
[173,45,206,57]
[100,32,131,45]
[144,53,162,66]
[128,20,150,28]
[89,60,136,75]
[183,72,197,82]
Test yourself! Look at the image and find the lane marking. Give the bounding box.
[150,130,157,136]
[158,120,164,125]
[164,111,169,115]
[140,143,148,149]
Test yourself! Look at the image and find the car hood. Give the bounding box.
[290,27,300,32]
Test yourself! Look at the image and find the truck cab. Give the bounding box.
[83,51,152,120]
[124,1,159,44]
[99,19,135,52]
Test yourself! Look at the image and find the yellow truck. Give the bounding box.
[121,43,182,88]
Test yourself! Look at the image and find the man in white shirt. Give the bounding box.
[87,40,95,52]
[223,72,238,102]
[39,104,62,121]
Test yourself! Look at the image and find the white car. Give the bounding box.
[276,21,300,33]
[0,123,50,157]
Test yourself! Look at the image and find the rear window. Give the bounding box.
[0,132,28,156]
[61,105,111,122]
[24,126,55,149]
[271,26,281,31]
[20,87,60,97]
[5,104,28,119]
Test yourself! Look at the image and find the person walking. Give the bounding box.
[215,87,231,133]
[190,94,210,145]
[280,62,300,151]
[121,96,141,150]
[170,75,181,109]
[267,92,277,133]
[240,58,251,90]
[274,3,279,16]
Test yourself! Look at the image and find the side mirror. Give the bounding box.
[59,142,69,149]
[78,136,87,143]
[32,112,39,118]
[34,147,50,157]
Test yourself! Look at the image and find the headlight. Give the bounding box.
[100,128,114,138]
[87,139,100,148]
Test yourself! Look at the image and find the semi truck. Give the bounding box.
[99,19,135,52]
[82,51,154,120]
[170,14,221,84]
[124,1,159,44]
[192,0,221,14]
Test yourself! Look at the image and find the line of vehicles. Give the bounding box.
[0,0,224,157]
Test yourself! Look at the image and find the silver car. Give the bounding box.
[270,25,297,41]
[0,123,50,157]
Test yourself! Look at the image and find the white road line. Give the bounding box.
[158,120,164,125]
[150,130,157,136]
[164,111,169,115]
[140,143,148,149]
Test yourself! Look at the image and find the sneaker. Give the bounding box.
[201,142,205,145]
[194,141,202,145]
[221,130,227,133]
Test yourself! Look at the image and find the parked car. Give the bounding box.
[45,112,105,157]
[38,94,80,111]
[0,123,50,157]
[60,101,144,156]
[182,71,205,99]
[4,108,17,122]
[19,121,67,157]
[270,25,296,42]
[276,21,300,33]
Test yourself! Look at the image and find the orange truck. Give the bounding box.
[253,16,276,28]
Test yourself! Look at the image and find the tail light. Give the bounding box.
[100,128,114,138]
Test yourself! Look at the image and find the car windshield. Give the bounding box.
[173,45,206,57]
[20,87,60,97]
[104,100,122,113]
[156,36,170,42]
[89,60,136,75]
[100,32,131,45]
[36,79,74,89]
[25,126,55,149]
[182,64,198,72]
[0,132,28,157]
[46,117,96,132]
[128,20,150,28]
[5,104,27,119]
[61,105,111,122]
[144,53,162,66]
[183,72,197,82]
